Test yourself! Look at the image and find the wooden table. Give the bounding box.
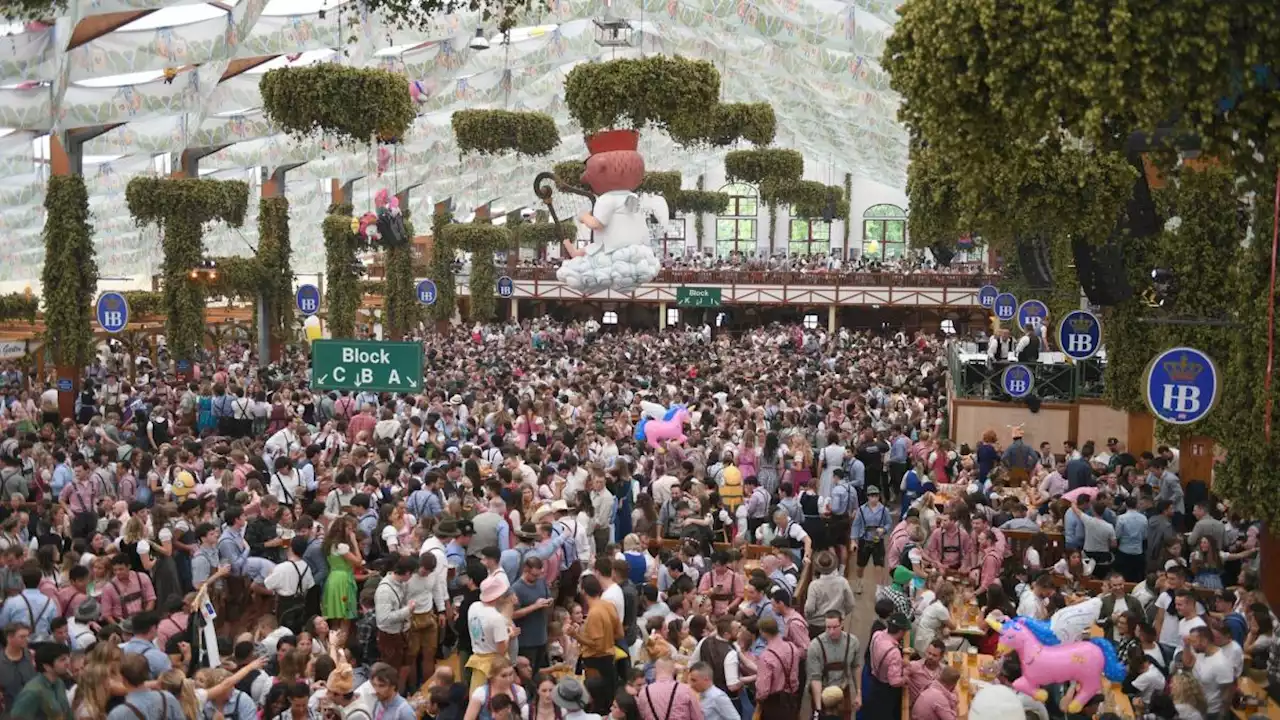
[1236,676,1280,720]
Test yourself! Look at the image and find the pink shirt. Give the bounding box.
[99,570,156,621]
[904,660,941,704]
[637,679,703,720]
[347,414,377,443]
[886,524,912,570]
[779,608,810,653]
[156,612,189,650]
[924,527,971,571]
[911,681,958,720]
[869,630,905,687]
[55,585,89,618]
[755,637,800,700]
[697,569,742,616]
[977,547,1003,590]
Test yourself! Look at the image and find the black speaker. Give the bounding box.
[1072,151,1153,306]
[930,242,956,267]
[1016,236,1054,289]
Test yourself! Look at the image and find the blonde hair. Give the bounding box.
[1171,672,1208,715]
[158,670,200,720]
[71,664,115,718]
[122,516,146,544]
[623,533,642,553]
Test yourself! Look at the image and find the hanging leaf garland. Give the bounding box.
[427,207,458,324]
[843,173,853,248]
[119,291,164,318]
[323,202,361,339]
[40,174,97,367]
[553,161,587,192]
[564,56,720,137]
[260,65,416,145]
[441,223,510,321]
[0,293,37,324]
[451,109,560,157]
[256,197,294,346]
[511,220,576,250]
[384,211,418,339]
[725,148,804,185]
[668,102,777,147]
[126,177,248,362]
[693,175,707,247]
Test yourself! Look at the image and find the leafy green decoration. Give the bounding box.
[0,293,38,324]
[125,177,248,361]
[384,211,418,339]
[668,102,777,147]
[256,197,294,347]
[427,207,457,324]
[451,109,560,157]
[323,203,360,339]
[637,171,682,201]
[553,161,587,192]
[693,174,706,248]
[724,148,804,185]
[564,56,720,138]
[40,175,96,367]
[260,65,415,145]
[119,291,164,318]
[442,223,510,321]
[357,0,536,31]
[0,0,65,20]
[843,173,853,249]
[511,219,575,250]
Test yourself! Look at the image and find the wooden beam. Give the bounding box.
[68,11,155,49]
[220,55,280,82]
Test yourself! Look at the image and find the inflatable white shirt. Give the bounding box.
[556,191,666,295]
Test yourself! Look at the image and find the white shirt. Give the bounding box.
[1191,649,1234,713]
[417,537,450,613]
[914,601,951,653]
[1017,589,1045,619]
[270,471,302,505]
[467,602,509,655]
[1218,640,1244,679]
[264,559,315,597]
[1177,615,1207,644]
[603,583,625,622]
[68,619,96,650]
[1130,665,1165,702]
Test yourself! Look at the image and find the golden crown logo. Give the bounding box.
[1163,353,1203,383]
[103,296,120,310]
[1069,316,1094,332]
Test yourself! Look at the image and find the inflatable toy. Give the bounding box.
[634,406,690,450]
[989,616,1126,712]
[555,129,662,295]
[638,400,687,423]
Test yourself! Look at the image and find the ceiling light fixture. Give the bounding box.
[469,28,490,51]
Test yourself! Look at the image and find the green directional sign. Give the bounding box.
[675,286,722,308]
[311,339,424,393]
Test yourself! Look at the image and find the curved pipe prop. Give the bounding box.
[533,172,596,244]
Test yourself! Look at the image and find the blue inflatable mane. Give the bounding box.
[634,418,649,442]
[1089,637,1128,681]
[1015,616,1062,646]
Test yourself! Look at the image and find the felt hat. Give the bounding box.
[480,574,510,604]
[551,677,591,711]
[435,519,461,538]
[74,599,101,623]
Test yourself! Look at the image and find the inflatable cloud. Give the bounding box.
[556,129,662,295]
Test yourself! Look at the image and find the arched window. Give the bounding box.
[716,182,758,257]
[788,218,832,257]
[602,311,619,325]
[862,203,907,259]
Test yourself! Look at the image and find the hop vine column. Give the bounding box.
[259,166,295,363]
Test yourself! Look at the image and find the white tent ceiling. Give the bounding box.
[0,0,906,284]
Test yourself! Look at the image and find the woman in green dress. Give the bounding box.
[321,515,363,630]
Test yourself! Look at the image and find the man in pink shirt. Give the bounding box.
[770,589,811,653]
[911,666,960,720]
[886,514,922,572]
[972,530,1004,591]
[697,552,743,617]
[865,613,911,720]
[346,404,377,444]
[637,657,703,720]
[904,639,945,705]
[99,555,156,623]
[966,515,1007,568]
[923,515,971,573]
[754,617,801,719]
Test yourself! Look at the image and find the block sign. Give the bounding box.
[416,279,437,305]
[1057,310,1102,361]
[993,292,1018,322]
[95,292,129,333]
[56,378,73,392]
[1145,346,1218,425]
[1017,300,1048,332]
[311,339,424,393]
[1001,364,1034,398]
[977,285,998,309]
[296,284,321,316]
[676,287,722,308]
[497,276,514,298]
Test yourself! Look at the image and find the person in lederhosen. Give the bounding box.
[863,613,910,720]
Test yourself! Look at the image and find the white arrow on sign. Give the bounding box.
[408,377,418,388]
[316,374,328,384]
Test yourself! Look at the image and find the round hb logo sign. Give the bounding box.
[1001,364,1034,398]
[993,293,1018,322]
[977,285,998,309]
[1145,346,1218,425]
[95,292,129,334]
[1057,310,1102,361]
[1017,300,1048,332]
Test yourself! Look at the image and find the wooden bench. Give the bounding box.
[1003,528,1066,568]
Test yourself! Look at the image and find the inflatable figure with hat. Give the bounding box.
[555,129,664,295]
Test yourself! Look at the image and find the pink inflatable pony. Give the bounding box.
[635,407,690,450]
[990,616,1126,712]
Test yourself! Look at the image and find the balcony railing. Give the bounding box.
[949,345,1107,402]
[503,267,996,287]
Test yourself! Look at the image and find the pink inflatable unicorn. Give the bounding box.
[990,616,1126,712]
[635,407,690,450]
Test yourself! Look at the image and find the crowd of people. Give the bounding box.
[509,249,987,277]
[0,317,1269,720]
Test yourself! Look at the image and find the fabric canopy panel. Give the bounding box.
[0,0,907,282]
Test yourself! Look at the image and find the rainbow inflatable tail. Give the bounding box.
[635,417,649,442]
[1088,637,1128,682]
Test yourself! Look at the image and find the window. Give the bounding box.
[803,314,819,330]
[716,182,758,257]
[788,219,832,257]
[666,307,680,327]
[941,319,956,335]
[862,203,907,260]
[602,311,618,325]
[658,218,686,258]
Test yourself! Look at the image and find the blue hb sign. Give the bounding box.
[416,279,437,305]
[497,276,514,298]
[977,285,998,309]
[1145,346,1218,425]
[993,292,1018,322]
[95,292,129,333]
[1057,310,1102,361]
[56,378,73,392]
[1001,364,1035,399]
[1017,299,1049,332]
[296,284,321,316]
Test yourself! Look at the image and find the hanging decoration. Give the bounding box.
[0,293,38,324]
[441,222,510,321]
[451,109,561,157]
[259,65,416,145]
[125,177,248,362]
[668,102,777,147]
[40,174,97,368]
[724,148,804,185]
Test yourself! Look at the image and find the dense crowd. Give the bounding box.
[0,318,1268,720]
[512,250,986,275]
